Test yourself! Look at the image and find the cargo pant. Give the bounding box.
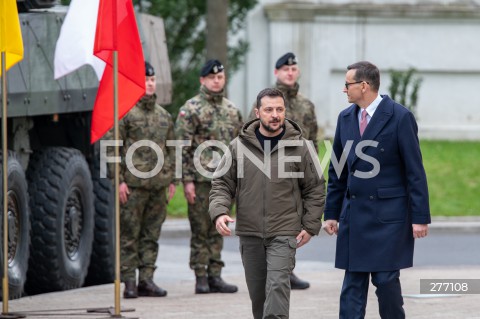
[188,182,225,277]
[120,186,167,282]
[240,235,297,319]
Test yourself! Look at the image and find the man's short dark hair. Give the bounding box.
[347,61,380,92]
[256,88,285,109]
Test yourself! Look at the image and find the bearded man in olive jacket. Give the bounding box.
[210,88,325,319]
[247,53,321,289]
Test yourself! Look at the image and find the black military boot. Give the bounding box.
[195,276,210,294]
[290,272,310,290]
[208,276,238,293]
[123,280,138,299]
[137,278,167,297]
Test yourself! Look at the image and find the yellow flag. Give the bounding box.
[0,0,24,76]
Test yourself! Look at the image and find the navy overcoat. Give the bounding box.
[324,95,431,272]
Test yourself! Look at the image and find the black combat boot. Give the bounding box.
[208,276,238,293]
[290,272,310,290]
[137,278,167,297]
[123,280,138,299]
[195,276,210,294]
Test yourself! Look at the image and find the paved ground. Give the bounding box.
[4,217,480,319]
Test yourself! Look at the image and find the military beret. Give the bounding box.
[145,61,155,76]
[200,59,224,77]
[275,52,297,69]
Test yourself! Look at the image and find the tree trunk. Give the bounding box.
[206,0,228,70]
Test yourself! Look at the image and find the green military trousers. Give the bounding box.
[187,182,225,277]
[240,236,297,319]
[120,186,167,282]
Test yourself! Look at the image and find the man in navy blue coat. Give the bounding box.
[324,61,431,319]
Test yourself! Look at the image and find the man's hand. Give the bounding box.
[119,182,130,204]
[215,215,235,236]
[168,183,176,202]
[296,230,312,248]
[323,220,338,235]
[184,182,196,204]
[413,224,428,238]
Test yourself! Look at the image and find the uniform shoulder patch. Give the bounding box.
[188,98,201,105]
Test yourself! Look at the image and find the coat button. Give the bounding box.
[380,148,385,152]
[351,195,356,199]
[369,196,374,200]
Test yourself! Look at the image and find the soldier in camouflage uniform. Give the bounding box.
[248,52,318,289]
[107,62,176,299]
[175,59,242,294]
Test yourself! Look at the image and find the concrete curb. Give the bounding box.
[428,216,480,234]
[162,218,192,238]
[162,216,480,238]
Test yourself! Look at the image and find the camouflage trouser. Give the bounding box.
[120,186,167,282]
[188,182,225,277]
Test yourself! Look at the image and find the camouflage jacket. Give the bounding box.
[175,85,243,183]
[106,94,175,189]
[249,81,319,151]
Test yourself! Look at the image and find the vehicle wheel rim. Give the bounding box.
[65,187,83,259]
[7,190,20,264]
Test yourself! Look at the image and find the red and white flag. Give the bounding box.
[54,0,105,80]
[90,0,145,143]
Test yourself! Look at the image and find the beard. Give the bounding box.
[259,117,284,133]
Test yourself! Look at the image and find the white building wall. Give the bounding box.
[228,0,480,139]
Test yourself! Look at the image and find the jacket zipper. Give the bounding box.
[262,160,266,239]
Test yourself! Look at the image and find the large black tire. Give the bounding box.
[84,151,115,286]
[0,152,31,299]
[25,147,94,295]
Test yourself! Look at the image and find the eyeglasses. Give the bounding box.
[344,81,369,89]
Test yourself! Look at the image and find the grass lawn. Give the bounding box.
[167,184,188,218]
[421,140,480,216]
[167,140,480,218]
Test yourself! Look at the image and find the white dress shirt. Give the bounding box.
[358,94,383,126]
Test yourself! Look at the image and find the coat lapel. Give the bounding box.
[341,105,361,166]
[351,95,394,166]
[361,95,393,142]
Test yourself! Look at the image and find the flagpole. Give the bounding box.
[1,0,27,317]
[113,49,122,317]
[1,50,10,315]
[111,0,122,316]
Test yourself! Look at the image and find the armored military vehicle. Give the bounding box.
[1,0,171,298]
